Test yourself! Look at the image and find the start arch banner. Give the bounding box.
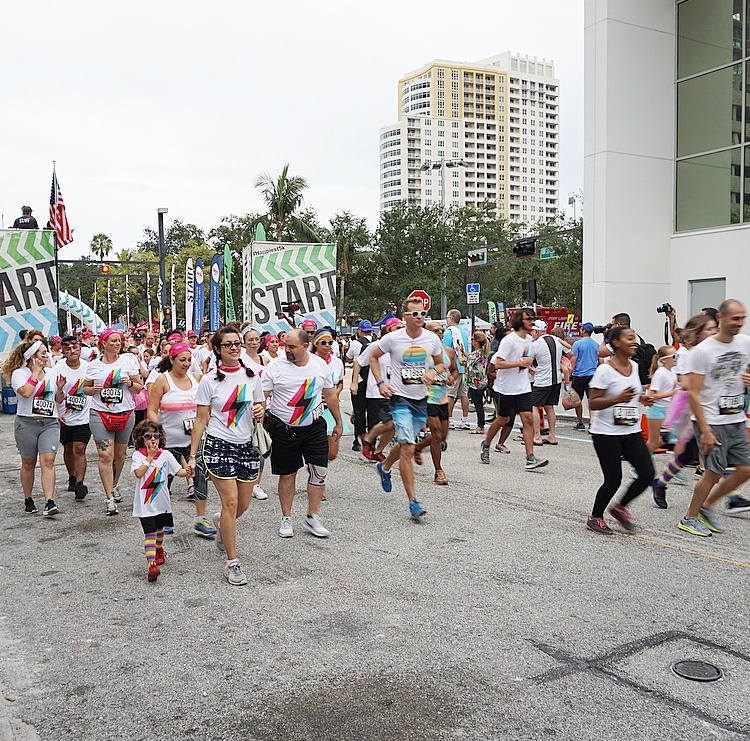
[0,230,59,358]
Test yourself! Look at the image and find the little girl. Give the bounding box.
[645,346,679,453]
[131,420,188,582]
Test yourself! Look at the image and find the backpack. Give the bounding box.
[633,335,657,386]
[354,336,372,383]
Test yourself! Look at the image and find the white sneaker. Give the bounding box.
[460,420,471,429]
[112,485,123,503]
[449,420,458,430]
[303,514,330,538]
[252,484,268,500]
[279,516,294,538]
[106,498,119,516]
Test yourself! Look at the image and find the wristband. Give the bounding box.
[376,380,385,387]
[189,454,196,459]
[27,376,40,387]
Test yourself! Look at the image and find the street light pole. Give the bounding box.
[157,208,168,328]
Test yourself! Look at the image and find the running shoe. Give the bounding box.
[586,516,612,535]
[376,461,392,492]
[449,420,458,430]
[671,471,689,486]
[573,423,586,431]
[434,469,448,485]
[525,455,549,471]
[459,420,471,430]
[213,512,225,551]
[678,516,711,537]
[373,452,386,463]
[651,481,668,509]
[112,485,123,504]
[727,495,750,515]
[494,443,511,454]
[106,498,119,516]
[409,499,427,519]
[352,440,361,452]
[279,516,294,538]
[185,484,196,501]
[252,485,268,500]
[440,440,448,452]
[224,561,247,586]
[628,465,637,480]
[147,563,160,582]
[698,507,724,533]
[694,467,704,479]
[480,442,490,465]
[164,526,175,535]
[24,497,38,514]
[303,514,330,538]
[193,517,216,538]
[68,475,76,492]
[608,503,634,531]
[360,437,375,462]
[74,482,88,501]
[154,547,166,565]
[43,499,59,517]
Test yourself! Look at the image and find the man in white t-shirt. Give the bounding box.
[261,329,342,539]
[480,309,548,471]
[530,320,565,445]
[680,299,750,537]
[368,297,445,520]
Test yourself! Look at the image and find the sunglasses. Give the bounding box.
[220,341,242,348]
[142,433,161,440]
[317,340,333,346]
[407,310,428,318]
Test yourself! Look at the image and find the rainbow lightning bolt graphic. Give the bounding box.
[142,465,165,505]
[287,378,318,425]
[221,384,251,428]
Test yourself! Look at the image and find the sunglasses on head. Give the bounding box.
[407,310,428,317]
[143,433,161,440]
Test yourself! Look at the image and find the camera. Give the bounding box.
[656,303,673,314]
[593,324,611,334]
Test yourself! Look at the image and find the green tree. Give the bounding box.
[136,220,206,258]
[90,234,112,262]
[254,164,318,242]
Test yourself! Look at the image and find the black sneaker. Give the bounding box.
[74,482,88,500]
[67,475,76,492]
[43,500,59,517]
[651,481,668,509]
[586,516,613,535]
[352,440,361,452]
[695,467,704,479]
[24,497,38,514]
[727,495,750,516]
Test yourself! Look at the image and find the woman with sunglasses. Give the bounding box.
[645,346,679,454]
[312,328,345,461]
[84,328,143,516]
[187,327,265,587]
[3,339,65,516]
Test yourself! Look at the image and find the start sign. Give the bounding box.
[408,289,431,313]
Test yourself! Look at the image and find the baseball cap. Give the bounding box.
[22,206,31,214]
[358,320,373,332]
[532,320,547,332]
[582,322,595,333]
[187,330,197,337]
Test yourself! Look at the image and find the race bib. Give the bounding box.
[66,395,86,412]
[32,397,55,417]
[401,366,425,385]
[386,365,392,379]
[101,387,123,405]
[433,370,448,386]
[613,405,638,426]
[719,395,743,415]
[311,403,325,421]
[183,418,195,435]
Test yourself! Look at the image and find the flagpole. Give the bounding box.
[147,272,153,329]
[125,274,130,329]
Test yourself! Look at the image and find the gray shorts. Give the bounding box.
[694,421,750,474]
[14,416,60,459]
[447,372,468,399]
[89,409,136,446]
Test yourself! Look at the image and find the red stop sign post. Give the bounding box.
[407,289,431,313]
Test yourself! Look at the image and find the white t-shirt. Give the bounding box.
[194,367,264,443]
[240,351,266,377]
[648,366,677,410]
[346,336,373,382]
[374,328,443,401]
[531,335,564,388]
[51,360,91,425]
[492,332,535,396]
[11,367,58,419]
[319,355,345,388]
[588,360,643,435]
[686,334,750,426]
[79,345,97,362]
[261,354,333,426]
[85,353,141,413]
[358,342,393,400]
[131,449,181,518]
[675,345,690,376]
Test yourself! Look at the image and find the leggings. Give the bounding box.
[468,387,486,429]
[591,433,654,518]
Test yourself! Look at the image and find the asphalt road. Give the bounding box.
[1,398,750,740]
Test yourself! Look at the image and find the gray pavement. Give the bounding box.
[1,396,750,740]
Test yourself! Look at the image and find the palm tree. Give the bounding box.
[90,234,112,262]
[254,164,319,242]
[326,212,370,320]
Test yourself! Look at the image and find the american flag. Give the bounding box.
[49,169,73,248]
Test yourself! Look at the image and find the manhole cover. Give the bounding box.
[672,660,722,682]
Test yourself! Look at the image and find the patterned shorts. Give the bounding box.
[197,433,261,483]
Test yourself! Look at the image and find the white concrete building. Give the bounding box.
[584,0,750,343]
[379,53,560,222]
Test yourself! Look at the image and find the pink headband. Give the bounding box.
[169,342,191,358]
[266,334,279,342]
[99,328,122,344]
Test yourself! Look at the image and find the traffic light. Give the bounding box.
[521,279,537,304]
[513,238,537,258]
[101,264,111,274]
[467,248,487,266]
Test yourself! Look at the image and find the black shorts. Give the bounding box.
[493,391,533,427]
[572,375,594,400]
[531,383,561,408]
[139,512,174,533]
[265,414,328,476]
[367,397,392,425]
[60,423,92,446]
[427,402,449,421]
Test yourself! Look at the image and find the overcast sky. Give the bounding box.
[1,0,583,260]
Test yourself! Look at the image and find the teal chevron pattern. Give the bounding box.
[59,291,107,333]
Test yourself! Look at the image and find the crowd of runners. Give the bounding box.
[4,296,750,584]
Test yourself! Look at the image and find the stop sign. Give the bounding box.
[408,289,431,313]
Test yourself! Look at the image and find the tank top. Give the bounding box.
[158,371,199,448]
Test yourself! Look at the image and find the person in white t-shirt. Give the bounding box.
[187,327,265,587]
[480,310,548,471]
[681,299,750,537]
[585,326,655,535]
[261,329,342,539]
[312,327,345,461]
[644,346,678,453]
[368,297,445,520]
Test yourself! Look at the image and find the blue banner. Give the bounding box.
[193,258,205,335]
[209,253,222,331]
